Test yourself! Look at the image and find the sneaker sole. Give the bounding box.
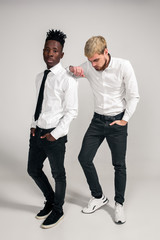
[35,211,52,220]
[82,199,109,214]
[41,215,64,229]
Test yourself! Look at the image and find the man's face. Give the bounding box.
[43,40,64,69]
[88,49,109,71]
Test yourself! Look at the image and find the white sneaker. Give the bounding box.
[82,195,109,214]
[114,202,126,224]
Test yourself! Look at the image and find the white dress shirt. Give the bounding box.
[31,62,78,139]
[81,56,139,122]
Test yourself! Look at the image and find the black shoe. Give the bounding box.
[41,209,64,229]
[36,201,53,220]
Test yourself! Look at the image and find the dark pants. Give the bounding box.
[78,112,128,204]
[27,127,67,212]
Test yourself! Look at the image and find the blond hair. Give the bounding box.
[84,36,107,58]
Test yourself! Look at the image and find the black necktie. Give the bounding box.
[34,69,50,121]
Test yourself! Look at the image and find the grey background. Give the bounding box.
[0,0,160,239]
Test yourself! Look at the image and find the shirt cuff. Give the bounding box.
[122,115,129,122]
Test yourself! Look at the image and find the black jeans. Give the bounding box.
[27,127,67,212]
[78,112,128,204]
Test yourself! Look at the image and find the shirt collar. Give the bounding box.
[106,53,112,69]
[49,62,63,75]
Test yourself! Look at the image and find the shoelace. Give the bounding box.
[87,197,95,207]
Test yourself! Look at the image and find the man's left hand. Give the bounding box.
[40,133,56,142]
[110,120,128,126]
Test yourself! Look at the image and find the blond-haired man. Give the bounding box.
[69,36,139,224]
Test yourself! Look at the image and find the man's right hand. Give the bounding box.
[69,66,85,77]
[30,128,36,137]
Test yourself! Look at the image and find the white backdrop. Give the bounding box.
[0,0,160,177]
[0,0,160,201]
[1,1,160,239]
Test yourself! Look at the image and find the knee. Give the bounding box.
[114,162,126,172]
[27,164,32,177]
[78,152,84,165]
[78,152,82,163]
[78,152,89,168]
[52,169,66,183]
[27,167,35,178]
[27,165,41,179]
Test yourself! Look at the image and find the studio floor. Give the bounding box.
[1,159,159,240]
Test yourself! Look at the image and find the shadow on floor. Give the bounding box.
[65,189,115,222]
[0,197,40,214]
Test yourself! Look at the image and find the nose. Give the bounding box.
[92,62,96,67]
[48,49,54,56]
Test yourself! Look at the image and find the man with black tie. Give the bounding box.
[28,29,78,229]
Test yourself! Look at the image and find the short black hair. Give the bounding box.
[45,29,67,49]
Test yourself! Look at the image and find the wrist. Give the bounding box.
[69,65,74,72]
[121,120,128,126]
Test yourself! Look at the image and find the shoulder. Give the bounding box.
[111,57,133,73]
[61,68,78,83]
[56,68,78,92]
[36,71,44,78]
[111,57,131,66]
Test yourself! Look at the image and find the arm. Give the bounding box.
[30,117,37,131]
[30,74,40,135]
[49,76,78,140]
[110,61,139,126]
[122,61,140,122]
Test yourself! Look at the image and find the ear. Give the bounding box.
[104,48,108,56]
[61,52,64,59]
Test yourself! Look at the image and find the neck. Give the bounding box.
[105,53,111,69]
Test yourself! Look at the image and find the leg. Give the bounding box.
[78,117,105,198]
[44,136,67,212]
[40,136,66,229]
[106,124,128,204]
[27,133,55,203]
